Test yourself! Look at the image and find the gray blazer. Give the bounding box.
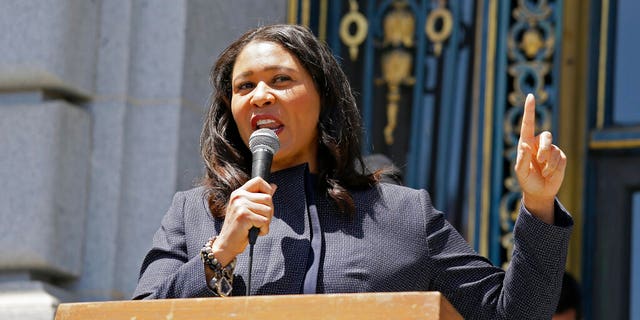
[133,164,572,319]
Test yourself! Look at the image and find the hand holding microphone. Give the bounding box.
[213,129,280,263]
[246,128,280,295]
[248,129,280,243]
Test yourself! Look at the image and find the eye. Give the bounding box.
[236,82,254,91]
[273,75,292,84]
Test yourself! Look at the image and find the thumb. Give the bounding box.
[515,141,533,180]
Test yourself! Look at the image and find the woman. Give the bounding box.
[133,24,572,319]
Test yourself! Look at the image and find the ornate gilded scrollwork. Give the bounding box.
[378,0,416,145]
[521,28,544,58]
[506,0,554,105]
[383,1,414,47]
[425,1,453,57]
[340,0,368,61]
[500,0,556,267]
[380,50,416,145]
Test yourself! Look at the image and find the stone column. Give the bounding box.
[0,1,286,319]
[0,1,97,319]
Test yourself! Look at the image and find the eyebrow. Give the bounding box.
[233,65,297,82]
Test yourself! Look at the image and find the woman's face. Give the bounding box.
[231,40,321,172]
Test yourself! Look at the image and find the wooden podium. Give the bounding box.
[55,292,462,320]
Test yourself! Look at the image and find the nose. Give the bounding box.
[250,81,275,108]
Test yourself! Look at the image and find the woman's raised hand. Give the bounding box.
[514,94,567,224]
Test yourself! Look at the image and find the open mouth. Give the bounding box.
[255,119,284,135]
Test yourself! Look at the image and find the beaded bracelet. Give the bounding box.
[200,236,236,297]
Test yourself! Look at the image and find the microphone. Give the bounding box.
[246,128,279,296]
[248,128,280,244]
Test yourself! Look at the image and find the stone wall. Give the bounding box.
[0,1,286,319]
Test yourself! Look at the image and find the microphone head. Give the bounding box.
[249,128,280,154]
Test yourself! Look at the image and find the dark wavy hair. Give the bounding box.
[200,24,378,217]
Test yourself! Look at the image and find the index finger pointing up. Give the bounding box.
[520,93,536,140]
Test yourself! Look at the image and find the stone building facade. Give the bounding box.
[0,1,286,319]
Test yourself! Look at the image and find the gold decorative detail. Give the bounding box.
[468,0,496,257]
[381,50,415,85]
[425,2,453,57]
[301,0,311,27]
[287,0,297,25]
[513,0,552,21]
[340,0,368,61]
[319,0,328,41]
[383,1,415,47]
[597,0,610,129]
[501,0,556,267]
[590,138,640,149]
[507,62,550,107]
[507,1,554,61]
[376,1,417,145]
[379,50,415,145]
[521,29,544,58]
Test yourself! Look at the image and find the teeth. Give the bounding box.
[256,119,276,127]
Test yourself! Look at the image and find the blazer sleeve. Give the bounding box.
[132,191,217,299]
[422,190,573,319]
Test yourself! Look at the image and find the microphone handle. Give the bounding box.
[251,149,273,180]
[249,149,273,245]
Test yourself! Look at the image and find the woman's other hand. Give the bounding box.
[514,94,567,224]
